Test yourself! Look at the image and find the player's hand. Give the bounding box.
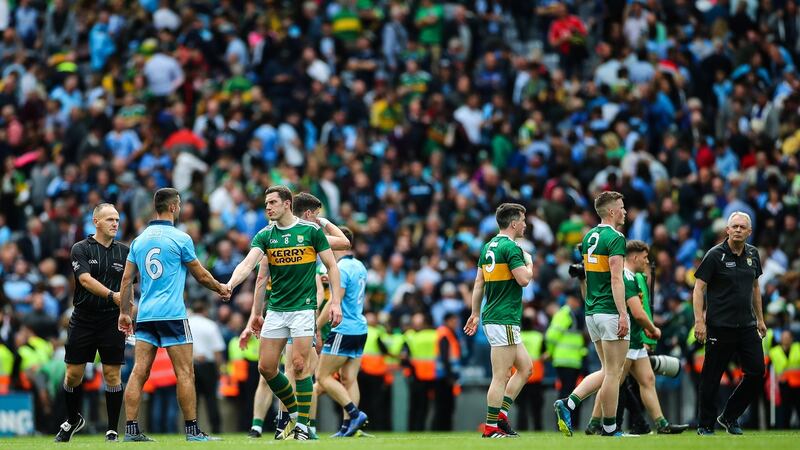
[218,283,232,301]
[757,320,767,339]
[118,313,134,336]
[523,251,533,266]
[248,315,264,337]
[239,327,253,350]
[464,314,479,336]
[329,302,343,327]
[645,326,661,340]
[694,320,707,344]
[617,313,629,338]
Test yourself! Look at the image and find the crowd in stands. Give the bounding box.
[1,0,799,432]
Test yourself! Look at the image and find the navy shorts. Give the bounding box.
[135,319,193,348]
[321,332,367,359]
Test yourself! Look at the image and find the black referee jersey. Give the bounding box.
[70,235,129,316]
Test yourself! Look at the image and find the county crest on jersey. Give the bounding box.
[251,219,330,312]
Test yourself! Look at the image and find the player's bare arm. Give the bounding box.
[318,248,342,327]
[609,254,629,337]
[118,260,139,336]
[626,296,660,340]
[241,256,269,349]
[318,217,351,250]
[186,259,229,299]
[227,247,265,290]
[464,270,485,336]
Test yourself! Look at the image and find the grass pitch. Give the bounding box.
[2,431,798,449]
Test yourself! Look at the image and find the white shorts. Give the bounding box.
[483,324,521,347]
[586,313,630,342]
[260,310,316,339]
[627,348,648,360]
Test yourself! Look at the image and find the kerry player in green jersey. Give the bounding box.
[226,185,343,440]
[555,191,629,437]
[585,240,688,435]
[464,203,534,438]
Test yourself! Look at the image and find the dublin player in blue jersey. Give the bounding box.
[118,188,230,442]
[313,227,370,437]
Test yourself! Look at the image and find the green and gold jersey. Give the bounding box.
[624,268,644,350]
[251,219,331,312]
[478,235,526,326]
[582,224,626,315]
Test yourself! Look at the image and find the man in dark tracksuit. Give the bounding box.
[692,212,766,435]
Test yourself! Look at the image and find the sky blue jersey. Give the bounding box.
[127,220,197,322]
[331,255,368,335]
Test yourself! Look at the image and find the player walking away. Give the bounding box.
[464,203,534,438]
[585,240,688,435]
[55,204,128,443]
[226,185,343,441]
[554,191,629,437]
[118,188,231,442]
[315,226,369,437]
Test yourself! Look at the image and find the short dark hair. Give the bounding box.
[265,185,293,206]
[594,191,624,218]
[339,226,354,245]
[293,192,323,216]
[495,203,526,229]
[154,188,180,213]
[626,239,649,255]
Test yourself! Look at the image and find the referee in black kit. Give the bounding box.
[55,203,131,443]
[692,211,767,436]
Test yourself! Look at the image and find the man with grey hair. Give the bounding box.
[56,203,129,443]
[693,211,766,436]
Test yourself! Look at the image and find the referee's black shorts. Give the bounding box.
[65,311,126,365]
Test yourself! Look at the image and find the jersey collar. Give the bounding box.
[275,217,299,230]
[149,220,174,226]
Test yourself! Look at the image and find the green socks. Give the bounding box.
[602,417,616,433]
[267,373,297,414]
[656,416,668,429]
[486,406,500,427]
[567,393,582,410]
[589,417,601,427]
[500,396,513,417]
[296,376,314,428]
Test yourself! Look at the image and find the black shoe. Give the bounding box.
[697,427,715,436]
[105,431,119,442]
[601,428,623,437]
[274,414,291,440]
[657,423,689,434]
[585,422,602,435]
[717,415,743,435]
[628,423,652,435]
[55,415,86,442]
[497,418,519,437]
[248,428,262,438]
[293,426,310,440]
